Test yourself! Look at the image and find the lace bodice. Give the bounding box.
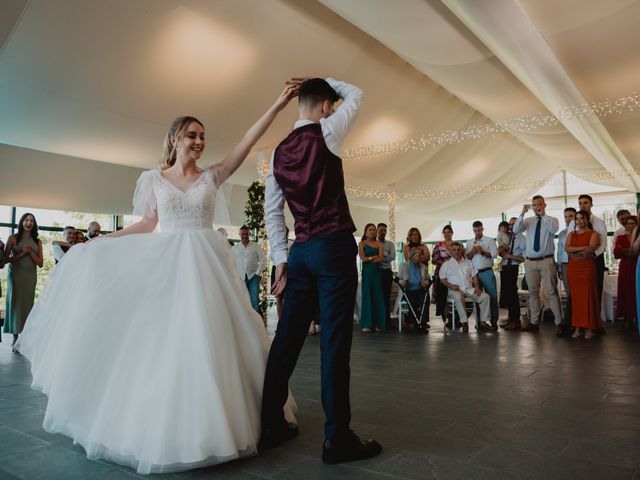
[133,168,221,232]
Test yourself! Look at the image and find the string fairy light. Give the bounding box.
[343,90,640,160]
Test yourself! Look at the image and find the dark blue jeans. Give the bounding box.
[245,274,261,313]
[261,230,357,442]
[477,269,498,325]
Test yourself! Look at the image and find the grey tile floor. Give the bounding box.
[1,312,639,479]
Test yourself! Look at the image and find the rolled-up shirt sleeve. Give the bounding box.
[265,151,288,266]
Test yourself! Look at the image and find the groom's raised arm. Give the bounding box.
[321,78,364,157]
[265,151,288,266]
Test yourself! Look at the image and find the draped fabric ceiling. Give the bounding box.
[1,0,639,235]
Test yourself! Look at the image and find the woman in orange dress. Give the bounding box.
[566,210,601,339]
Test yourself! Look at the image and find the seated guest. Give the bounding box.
[613,210,631,243]
[52,226,76,263]
[398,248,430,332]
[439,242,492,332]
[359,223,386,333]
[402,227,430,266]
[432,225,454,323]
[614,215,638,330]
[465,221,498,329]
[566,210,600,339]
[87,221,101,240]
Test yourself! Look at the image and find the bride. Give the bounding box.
[18,82,299,474]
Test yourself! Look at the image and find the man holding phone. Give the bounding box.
[513,195,563,332]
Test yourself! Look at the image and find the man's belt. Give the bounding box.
[477,267,493,273]
[526,255,554,261]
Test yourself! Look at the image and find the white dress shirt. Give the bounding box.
[440,257,478,295]
[265,78,364,266]
[513,213,560,258]
[465,236,497,270]
[52,244,69,262]
[231,241,266,280]
[379,239,395,270]
[567,214,607,257]
[557,227,570,264]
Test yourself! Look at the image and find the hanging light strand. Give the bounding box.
[343,90,640,160]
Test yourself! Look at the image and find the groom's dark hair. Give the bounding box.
[299,78,340,109]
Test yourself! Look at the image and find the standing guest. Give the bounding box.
[376,223,395,328]
[632,224,640,332]
[500,217,526,330]
[3,213,43,351]
[432,225,454,323]
[217,227,234,246]
[87,221,101,240]
[465,221,498,329]
[566,210,600,339]
[613,215,638,329]
[439,242,492,332]
[232,225,266,313]
[75,231,86,244]
[52,226,76,263]
[398,248,430,332]
[513,195,563,332]
[402,227,430,266]
[0,237,5,300]
[613,210,631,243]
[359,223,386,333]
[496,220,511,308]
[569,195,608,309]
[556,207,577,337]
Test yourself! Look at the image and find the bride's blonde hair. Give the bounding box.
[160,116,204,170]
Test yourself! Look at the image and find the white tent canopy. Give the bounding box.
[1,0,638,234]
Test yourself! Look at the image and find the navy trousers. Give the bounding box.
[261,230,358,442]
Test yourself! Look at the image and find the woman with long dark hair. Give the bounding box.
[3,213,43,350]
[566,210,600,339]
[358,223,386,332]
[432,225,453,322]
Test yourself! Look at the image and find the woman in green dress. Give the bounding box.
[3,213,43,351]
[358,223,386,332]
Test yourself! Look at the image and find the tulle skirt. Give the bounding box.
[19,229,294,474]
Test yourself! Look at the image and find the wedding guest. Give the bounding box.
[402,227,430,266]
[87,221,101,239]
[556,207,576,337]
[465,221,498,329]
[500,217,526,330]
[439,242,492,332]
[398,248,430,332]
[377,223,395,328]
[3,213,43,351]
[513,195,563,332]
[432,225,454,323]
[614,215,638,329]
[52,226,76,263]
[217,227,234,246]
[571,195,608,305]
[358,223,385,333]
[232,225,266,313]
[75,231,86,244]
[566,210,600,339]
[0,237,5,298]
[496,220,511,308]
[613,209,631,243]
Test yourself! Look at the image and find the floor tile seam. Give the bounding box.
[0,442,51,461]
[558,447,640,471]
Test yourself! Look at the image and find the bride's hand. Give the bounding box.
[273,83,300,112]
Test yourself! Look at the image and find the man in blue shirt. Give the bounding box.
[556,207,576,337]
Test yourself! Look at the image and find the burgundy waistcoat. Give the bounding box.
[273,123,356,242]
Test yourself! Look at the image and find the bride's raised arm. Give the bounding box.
[214,82,300,185]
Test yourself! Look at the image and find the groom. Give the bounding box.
[261,77,382,464]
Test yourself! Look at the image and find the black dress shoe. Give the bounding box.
[258,422,299,449]
[322,431,382,464]
[521,323,539,332]
[556,326,572,337]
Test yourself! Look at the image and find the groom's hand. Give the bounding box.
[271,263,288,296]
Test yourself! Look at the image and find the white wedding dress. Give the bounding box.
[19,167,294,474]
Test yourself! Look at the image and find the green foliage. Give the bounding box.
[244,181,268,321]
[244,181,266,242]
